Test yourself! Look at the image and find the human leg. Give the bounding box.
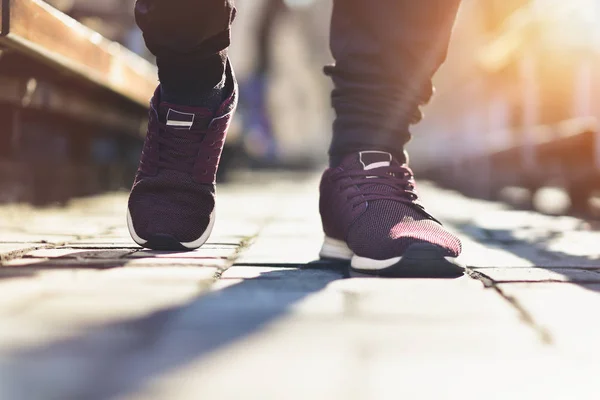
[326,0,461,160]
[320,0,464,276]
[128,0,238,250]
[135,0,236,105]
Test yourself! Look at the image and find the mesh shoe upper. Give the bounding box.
[129,168,216,243]
[128,64,237,243]
[320,151,462,260]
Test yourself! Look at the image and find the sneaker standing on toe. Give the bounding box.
[129,0,238,250]
[127,62,237,250]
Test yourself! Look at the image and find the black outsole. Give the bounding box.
[143,234,193,252]
[349,243,464,278]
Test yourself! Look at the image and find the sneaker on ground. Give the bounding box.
[319,150,463,277]
[127,62,237,251]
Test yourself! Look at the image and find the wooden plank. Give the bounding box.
[0,0,156,107]
[0,74,146,135]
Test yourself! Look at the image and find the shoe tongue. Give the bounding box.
[359,151,393,171]
[156,104,212,166]
[342,151,402,194]
[158,104,212,130]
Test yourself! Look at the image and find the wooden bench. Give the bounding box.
[0,0,157,135]
[0,0,157,203]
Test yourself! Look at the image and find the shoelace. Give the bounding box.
[143,115,222,175]
[332,164,421,210]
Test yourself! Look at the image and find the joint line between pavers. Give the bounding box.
[0,244,54,265]
[466,267,555,346]
[1,226,121,265]
[212,216,275,281]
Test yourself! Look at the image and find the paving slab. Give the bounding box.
[497,282,600,358]
[24,249,136,259]
[472,266,600,282]
[126,247,239,260]
[0,271,545,400]
[421,184,600,269]
[65,238,140,246]
[1,174,600,399]
[0,231,79,244]
[0,243,47,261]
[2,258,128,269]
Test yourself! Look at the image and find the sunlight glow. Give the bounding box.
[533,0,600,48]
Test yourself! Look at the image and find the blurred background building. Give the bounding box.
[412,0,600,212]
[415,0,600,160]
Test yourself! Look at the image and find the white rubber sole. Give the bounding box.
[319,236,401,271]
[319,236,354,261]
[127,208,216,250]
[320,236,463,278]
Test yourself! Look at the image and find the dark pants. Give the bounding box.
[135,0,461,157]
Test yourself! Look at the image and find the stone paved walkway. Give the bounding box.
[1,172,600,399]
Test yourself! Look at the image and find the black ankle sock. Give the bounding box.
[161,71,226,111]
[158,51,228,109]
[329,153,346,167]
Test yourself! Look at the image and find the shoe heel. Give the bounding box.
[319,236,353,261]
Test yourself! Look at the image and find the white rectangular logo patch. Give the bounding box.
[166,109,195,130]
[360,151,393,178]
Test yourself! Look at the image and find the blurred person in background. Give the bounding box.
[232,0,330,168]
[236,0,286,166]
[217,0,286,168]
[127,0,464,277]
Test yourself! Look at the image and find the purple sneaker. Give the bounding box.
[319,151,463,277]
[127,63,237,251]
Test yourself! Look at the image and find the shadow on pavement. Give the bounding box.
[457,223,600,293]
[4,248,466,398]
[1,257,345,400]
[0,270,37,280]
